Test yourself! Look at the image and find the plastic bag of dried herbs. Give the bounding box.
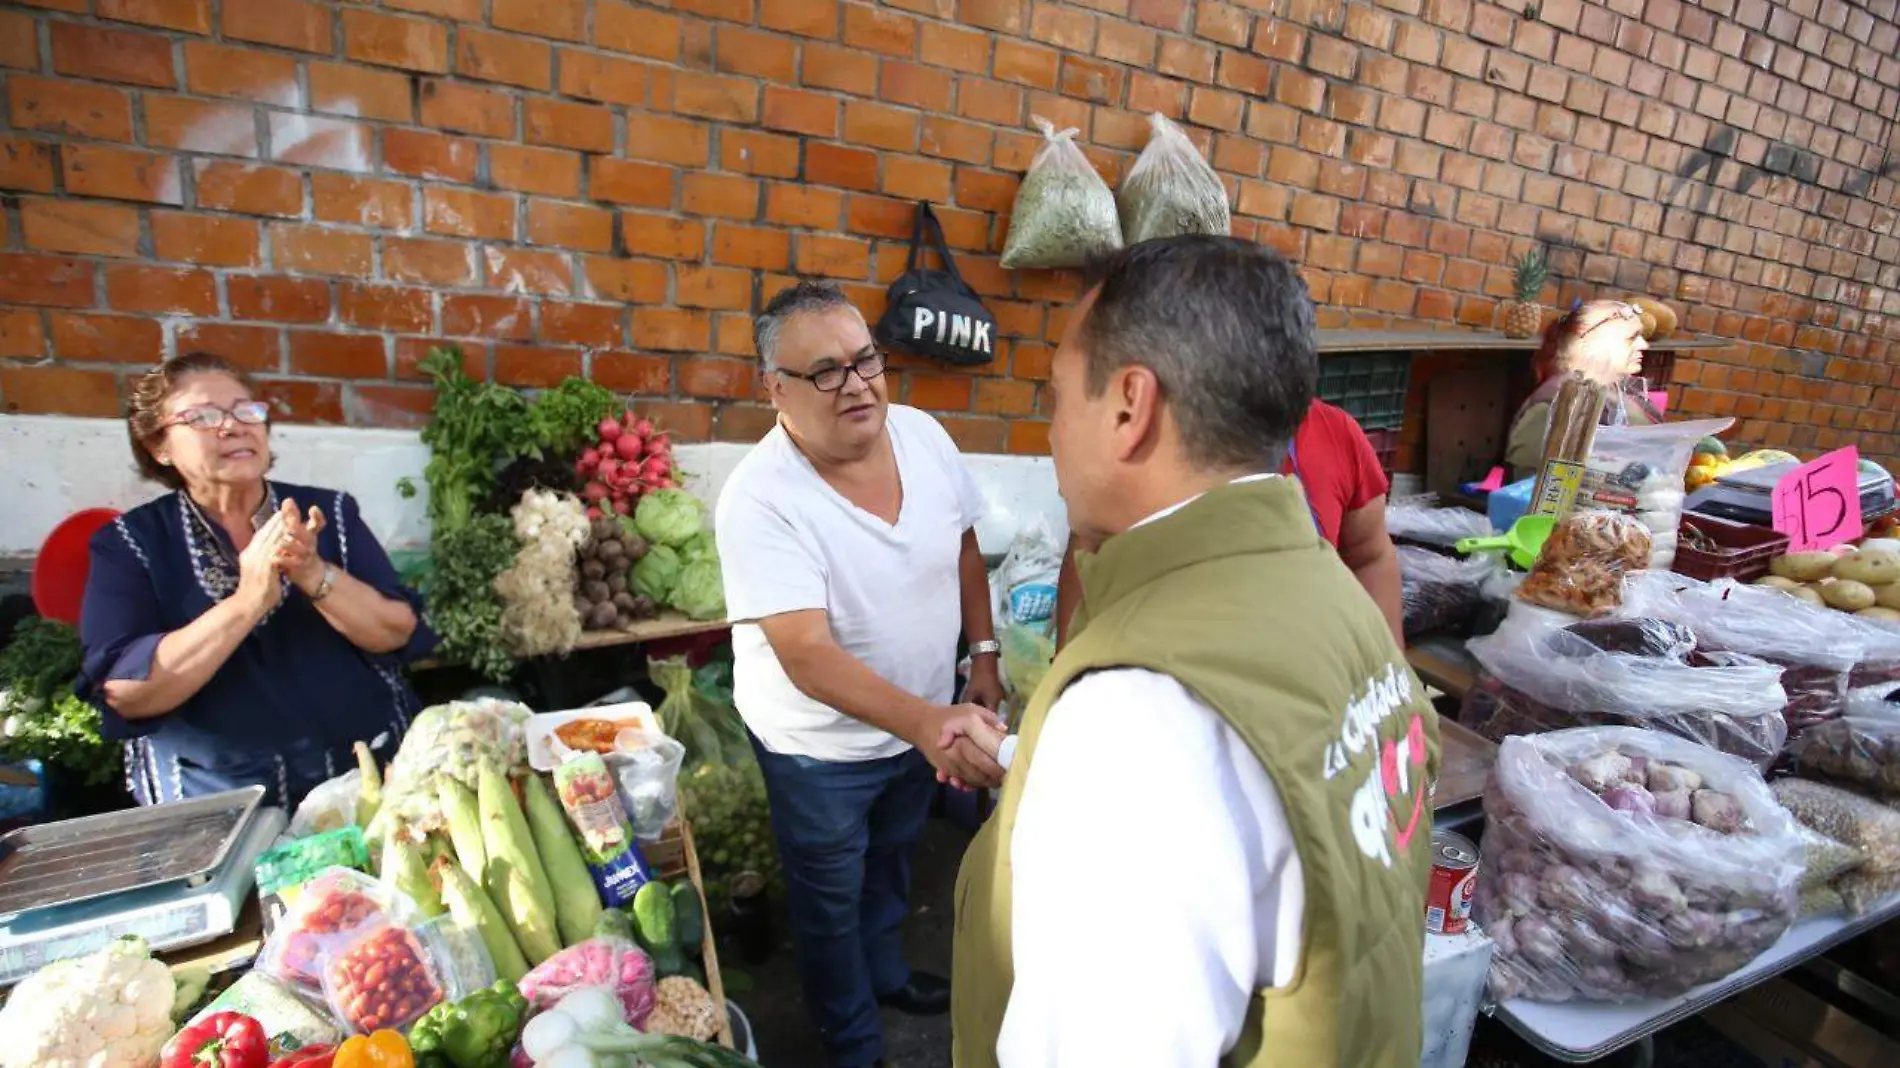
[1117,113,1231,244]
[999,116,1123,270]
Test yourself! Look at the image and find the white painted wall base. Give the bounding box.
[0,414,1065,558]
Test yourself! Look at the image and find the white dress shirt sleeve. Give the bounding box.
[996,669,1302,1068]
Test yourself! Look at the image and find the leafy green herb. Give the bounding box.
[416,347,535,533]
[423,513,521,682]
[527,377,618,457]
[0,618,121,787]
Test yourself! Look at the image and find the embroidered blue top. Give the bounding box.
[75,481,435,808]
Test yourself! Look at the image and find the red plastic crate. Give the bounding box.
[1672,513,1789,583]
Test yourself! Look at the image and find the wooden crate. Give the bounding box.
[645,814,736,1050]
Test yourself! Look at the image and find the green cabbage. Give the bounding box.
[679,530,718,564]
[633,544,683,603]
[633,489,703,549]
[671,558,726,622]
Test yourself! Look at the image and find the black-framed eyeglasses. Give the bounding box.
[164,401,271,432]
[774,349,888,393]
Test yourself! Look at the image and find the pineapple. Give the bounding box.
[1502,247,1548,337]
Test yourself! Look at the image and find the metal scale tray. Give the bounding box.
[0,786,264,921]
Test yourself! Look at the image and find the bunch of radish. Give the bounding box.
[576,412,678,520]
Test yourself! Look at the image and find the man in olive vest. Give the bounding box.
[949,236,1440,1068]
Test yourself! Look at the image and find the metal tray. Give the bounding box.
[0,786,264,919]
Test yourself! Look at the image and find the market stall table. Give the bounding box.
[1492,891,1900,1064]
[407,612,731,672]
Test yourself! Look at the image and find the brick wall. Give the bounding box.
[0,0,1896,464]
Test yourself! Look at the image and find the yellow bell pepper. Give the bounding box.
[333,1030,414,1068]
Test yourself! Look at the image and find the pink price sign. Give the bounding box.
[1771,446,1863,552]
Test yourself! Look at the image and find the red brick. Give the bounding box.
[0,309,45,359]
[714,25,798,82]
[455,28,552,90]
[107,265,217,315]
[882,60,956,110]
[681,173,762,220]
[845,3,919,54]
[670,356,752,398]
[223,0,331,54]
[60,143,179,205]
[587,158,672,208]
[291,332,388,379]
[711,223,792,269]
[583,257,669,302]
[19,199,138,258]
[0,11,33,70]
[49,312,163,364]
[339,284,434,333]
[51,22,176,86]
[796,234,872,278]
[193,161,302,217]
[152,211,261,266]
[442,295,532,340]
[97,0,210,33]
[267,114,372,174]
[523,98,614,152]
[384,238,477,286]
[882,155,953,201]
[626,115,712,168]
[425,188,518,241]
[384,130,479,182]
[589,351,671,394]
[176,323,283,372]
[346,384,436,428]
[926,22,996,72]
[494,0,584,41]
[667,70,760,122]
[488,345,579,388]
[484,247,573,295]
[669,265,748,310]
[761,0,840,37]
[961,78,1027,126]
[922,116,993,164]
[541,302,624,347]
[10,77,135,141]
[1,367,121,418]
[528,201,615,253]
[184,43,299,105]
[559,50,651,106]
[308,63,415,123]
[273,224,375,279]
[845,102,922,151]
[141,98,255,157]
[1157,36,1215,82]
[807,143,880,191]
[766,185,846,229]
[803,42,879,94]
[597,1,683,61]
[629,308,710,353]
[419,80,516,138]
[904,371,973,410]
[229,277,329,326]
[0,254,94,308]
[312,174,413,230]
[758,88,836,138]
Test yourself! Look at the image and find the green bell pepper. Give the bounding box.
[408,980,529,1068]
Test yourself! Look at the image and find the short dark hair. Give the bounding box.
[1077,236,1317,471]
[754,280,859,369]
[126,351,260,489]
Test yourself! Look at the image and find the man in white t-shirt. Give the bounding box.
[715,279,1006,1068]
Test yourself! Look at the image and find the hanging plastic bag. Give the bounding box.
[367,698,532,842]
[1116,112,1230,244]
[988,515,1066,714]
[1387,496,1494,549]
[1576,418,1733,568]
[288,769,364,838]
[999,116,1123,270]
[517,936,658,1028]
[1474,727,1803,1003]
[1465,616,1789,767]
[648,655,750,769]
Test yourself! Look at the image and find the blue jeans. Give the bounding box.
[752,738,937,1068]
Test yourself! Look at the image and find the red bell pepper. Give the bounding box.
[270,1046,336,1068]
[165,1011,271,1068]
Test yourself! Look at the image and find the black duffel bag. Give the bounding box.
[875,202,998,366]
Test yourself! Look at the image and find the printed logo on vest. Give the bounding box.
[913,307,994,355]
[1321,663,1429,869]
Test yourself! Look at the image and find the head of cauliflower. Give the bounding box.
[0,937,176,1068]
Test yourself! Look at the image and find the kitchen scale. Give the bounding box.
[1687,460,1897,528]
[0,786,285,986]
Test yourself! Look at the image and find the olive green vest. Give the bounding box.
[951,478,1440,1068]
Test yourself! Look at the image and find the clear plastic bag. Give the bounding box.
[605,728,687,841]
[1770,777,1900,871]
[999,116,1123,270]
[289,769,364,838]
[368,698,532,842]
[1619,572,1863,732]
[1465,616,1788,767]
[1116,112,1229,244]
[319,920,450,1034]
[1793,823,1865,890]
[1399,546,1504,640]
[257,867,417,995]
[1474,727,1803,1003]
[1578,418,1733,569]
[1787,715,1900,799]
[989,515,1065,714]
[1516,510,1651,617]
[1836,867,1900,915]
[1387,496,1494,548]
[649,655,751,769]
[517,935,658,1029]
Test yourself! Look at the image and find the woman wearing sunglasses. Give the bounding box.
[1504,299,1661,482]
[75,352,434,808]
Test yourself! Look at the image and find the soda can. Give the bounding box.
[1425,828,1479,935]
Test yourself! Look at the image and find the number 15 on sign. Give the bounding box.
[1772,446,1863,553]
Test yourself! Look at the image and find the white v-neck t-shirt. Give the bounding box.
[714,404,986,762]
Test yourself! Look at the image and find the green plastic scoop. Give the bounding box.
[1455,515,1557,569]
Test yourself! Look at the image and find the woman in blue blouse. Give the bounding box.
[78,352,436,809]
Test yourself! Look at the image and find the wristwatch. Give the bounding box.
[969,639,1001,658]
[308,564,337,603]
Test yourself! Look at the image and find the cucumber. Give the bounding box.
[670,881,704,955]
[438,857,530,985]
[478,760,561,965]
[523,773,603,947]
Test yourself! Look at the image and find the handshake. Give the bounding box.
[919,702,1012,791]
